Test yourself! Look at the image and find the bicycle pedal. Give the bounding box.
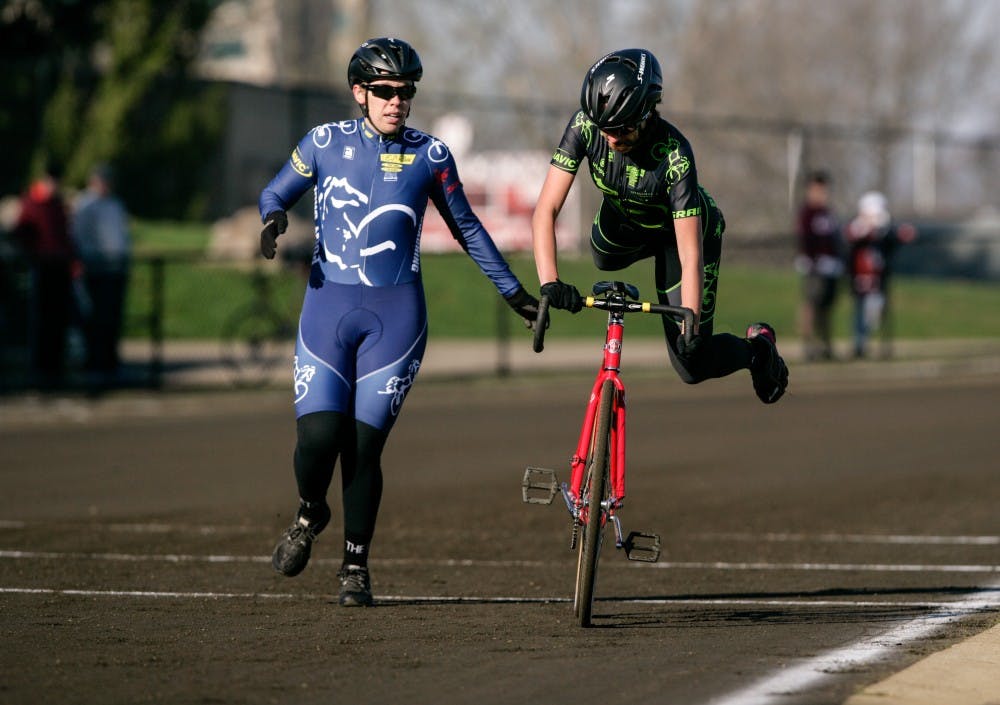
[623,531,661,563]
[522,467,559,505]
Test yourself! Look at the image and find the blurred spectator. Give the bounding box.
[72,164,132,388]
[794,170,843,361]
[12,160,75,389]
[845,191,917,359]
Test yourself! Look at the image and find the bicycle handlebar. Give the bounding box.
[532,296,551,353]
[532,290,695,353]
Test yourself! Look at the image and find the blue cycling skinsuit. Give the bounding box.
[259,118,522,431]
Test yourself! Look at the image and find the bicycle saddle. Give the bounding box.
[593,281,640,300]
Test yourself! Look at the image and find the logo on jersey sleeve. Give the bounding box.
[290,147,312,178]
[666,151,691,185]
[672,206,702,219]
[552,149,578,171]
[434,167,460,195]
[572,111,597,146]
[427,139,450,164]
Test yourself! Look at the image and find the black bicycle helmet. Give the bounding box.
[580,49,662,130]
[347,37,423,87]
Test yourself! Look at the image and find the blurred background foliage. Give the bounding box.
[3,1,999,253]
[0,0,224,219]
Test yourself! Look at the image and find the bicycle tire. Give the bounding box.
[573,378,614,627]
[220,306,294,388]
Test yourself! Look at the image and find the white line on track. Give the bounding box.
[638,561,1000,573]
[0,550,271,564]
[705,581,1000,705]
[5,521,998,547]
[0,550,549,568]
[0,587,564,602]
[695,532,1000,546]
[2,586,998,612]
[2,550,998,573]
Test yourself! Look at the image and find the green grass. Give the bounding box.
[122,221,1000,341]
[132,220,212,254]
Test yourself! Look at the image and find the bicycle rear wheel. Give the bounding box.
[573,378,615,627]
[220,306,293,388]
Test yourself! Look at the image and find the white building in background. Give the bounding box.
[196,0,370,88]
[194,1,579,255]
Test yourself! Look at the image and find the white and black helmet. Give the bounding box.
[580,49,662,131]
[347,37,423,87]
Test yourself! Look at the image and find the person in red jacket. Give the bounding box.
[13,161,76,389]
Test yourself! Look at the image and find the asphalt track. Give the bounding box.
[1,356,999,705]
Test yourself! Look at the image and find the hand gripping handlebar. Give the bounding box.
[532,282,695,353]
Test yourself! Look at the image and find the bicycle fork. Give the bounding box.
[555,482,659,562]
[522,398,661,563]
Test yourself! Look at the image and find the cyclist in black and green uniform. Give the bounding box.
[532,48,788,403]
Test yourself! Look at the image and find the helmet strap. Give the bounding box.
[359,93,408,138]
[353,81,409,138]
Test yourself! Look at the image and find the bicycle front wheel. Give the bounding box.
[573,378,615,627]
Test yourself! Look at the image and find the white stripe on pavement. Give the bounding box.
[705,582,1000,705]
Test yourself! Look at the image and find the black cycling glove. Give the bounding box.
[260,210,288,259]
[505,286,541,329]
[675,332,703,365]
[540,280,583,313]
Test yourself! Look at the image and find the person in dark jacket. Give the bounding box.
[13,161,75,389]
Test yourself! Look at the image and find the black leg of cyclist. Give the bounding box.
[339,420,387,570]
[271,411,345,577]
[294,412,341,499]
[590,207,785,401]
[292,411,388,563]
[655,243,751,384]
[335,420,386,606]
[590,223,751,385]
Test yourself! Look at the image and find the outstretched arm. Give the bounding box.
[531,165,576,286]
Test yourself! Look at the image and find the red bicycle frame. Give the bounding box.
[568,313,628,509]
[522,280,695,626]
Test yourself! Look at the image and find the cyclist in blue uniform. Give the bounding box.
[260,37,539,606]
[532,48,788,404]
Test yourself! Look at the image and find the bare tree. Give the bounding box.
[343,0,999,230]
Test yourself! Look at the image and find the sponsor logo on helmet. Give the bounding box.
[637,52,647,83]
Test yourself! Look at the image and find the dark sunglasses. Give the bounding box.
[364,83,417,100]
[602,122,641,138]
[602,112,651,138]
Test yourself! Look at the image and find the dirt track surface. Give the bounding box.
[2,369,999,705]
